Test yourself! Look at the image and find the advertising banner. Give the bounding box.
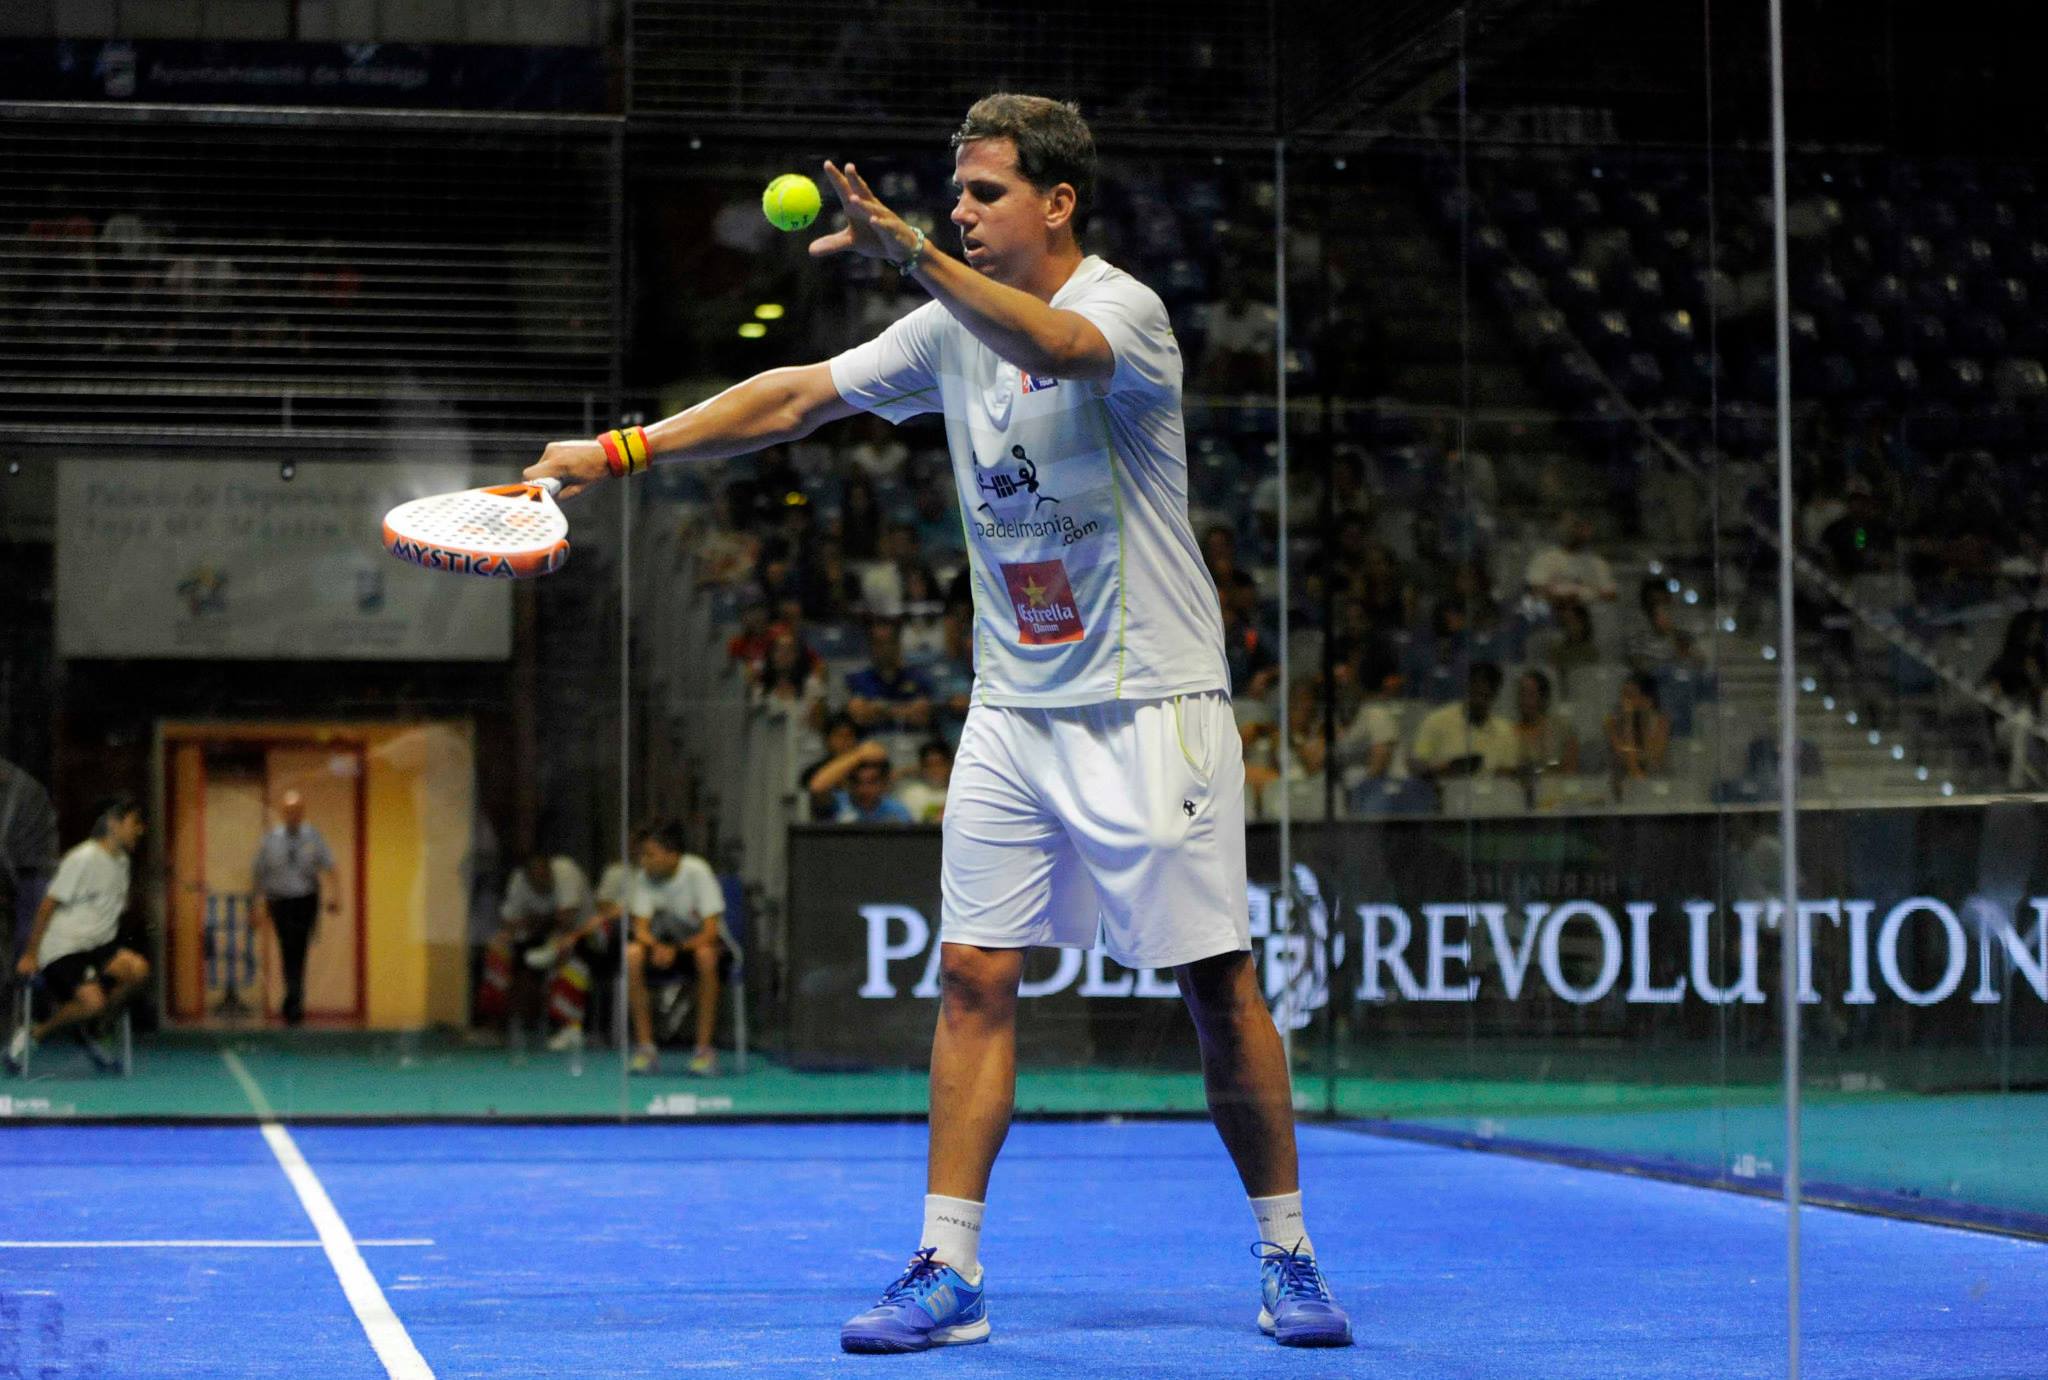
[56,459,511,661]
[0,40,605,112]
[785,805,2048,1067]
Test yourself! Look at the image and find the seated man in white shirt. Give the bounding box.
[1524,512,1617,608]
[7,796,150,1074]
[497,851,592,1049]
[1410,662,1519,780]
[625,821,727,1077]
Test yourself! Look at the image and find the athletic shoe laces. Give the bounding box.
[1254,1240,1331,1302]
[878,1247,950,1305]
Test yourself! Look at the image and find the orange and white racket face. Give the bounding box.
[382,481,570,579]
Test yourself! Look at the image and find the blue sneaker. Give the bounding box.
[841,1247,990,1353]
[1255,1241,1353,1347]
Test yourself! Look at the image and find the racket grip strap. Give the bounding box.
[598,426,651,477]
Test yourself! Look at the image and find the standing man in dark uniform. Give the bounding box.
[250,789,338,1026]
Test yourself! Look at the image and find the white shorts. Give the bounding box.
[940,691,1250,970]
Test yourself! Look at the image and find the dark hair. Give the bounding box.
[1639,577,1670,616]
[1628,671,1662,708]
[1470,661,1504,695]
[952,93,1097,215]
[920,740,954,766]
[824,710,861,740]
[647,820,689,856]
[90,793,140,837]
[1520,668,1553,708]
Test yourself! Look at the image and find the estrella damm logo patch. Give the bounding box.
[999,559,1085,646]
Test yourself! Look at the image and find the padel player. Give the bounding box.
[527,94,1350,1350]
[7,795,150,1074]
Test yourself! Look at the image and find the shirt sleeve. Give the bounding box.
[627,874,655,919]
[684,858,724,922]
[554,860,590,911]
[312,830,335,872]
[829,302,946,423]
[1065,275,1182,402]
[45,849,86,905]
[249,836,273,895]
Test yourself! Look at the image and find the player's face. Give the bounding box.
[950,138,1056,285]
[640,841,680,879]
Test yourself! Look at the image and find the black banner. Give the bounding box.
[0,40,606,112]
[783,805,2048,1068]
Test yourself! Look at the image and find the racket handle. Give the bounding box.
[532,477,562,497]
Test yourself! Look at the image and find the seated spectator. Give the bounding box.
[752,628,828,753]
[1410,662,1518,778]
[1195,274,1278,393]
[6,795,151,1075]
[1818,476,1896,580]
[1525,513,1618,607]
[845,413,910,482]
[494,852,592,1047]
[899,565,949,662]
[1606,672,1672,799]
[846,618,934,739]
[801,713,865,821]
[808,741,914,823]
[1627,578,1699,670]
[1511,669,1581,777]
[798,537,863,623]
[625,822,726,1077]
[591,826,652,948]
[1202,523,1260,614]
[910,477,965,562]
[1256,717,1342,822]
[1222,589,1280,703]
[896,740,954,823]
[926,604,975,744]
[1335,643,1407,783]
[725,591,777,672]
[1535,598,1600,699]
[860,523,931,618]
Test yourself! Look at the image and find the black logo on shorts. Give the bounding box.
[1182,799,1197,817]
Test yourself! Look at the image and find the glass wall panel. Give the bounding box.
[1782,1,2048,1243]
[0,113,633,1117]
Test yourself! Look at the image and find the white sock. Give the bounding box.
[920,1193,984,1279]
[1250,1190,1314,1257]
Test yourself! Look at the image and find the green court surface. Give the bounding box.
[2,1029,2041,1226]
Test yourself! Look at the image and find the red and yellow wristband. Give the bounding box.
[597,425,651,478]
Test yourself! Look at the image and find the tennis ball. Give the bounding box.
[762,173,821,232]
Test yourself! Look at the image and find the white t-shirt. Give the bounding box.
[39,840,130,965]
[629,855,724,944]
[895,779,949,823]
[1525,545,1617,603]
[595,860,640,910]
[1412,703,1521,775]
[830,256,1228,707]
[499,856,591,927]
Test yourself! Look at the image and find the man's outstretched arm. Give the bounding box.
[525,362,857,499]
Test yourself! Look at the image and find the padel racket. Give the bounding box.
[382,476,570,579]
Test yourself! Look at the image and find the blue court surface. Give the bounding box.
[2,1119,2043,1379]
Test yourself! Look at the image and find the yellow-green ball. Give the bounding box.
[762,174,821,232]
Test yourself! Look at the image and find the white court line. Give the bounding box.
[0,1238,432,1249]
[222,1049,437,1380]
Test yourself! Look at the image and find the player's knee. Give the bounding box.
[1177,950,1259,1024]
[693,946,719,976]
[74,984,107,1017]
[938,946,1019,1018]
[625,941,646,973]
[114,951,149,983]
